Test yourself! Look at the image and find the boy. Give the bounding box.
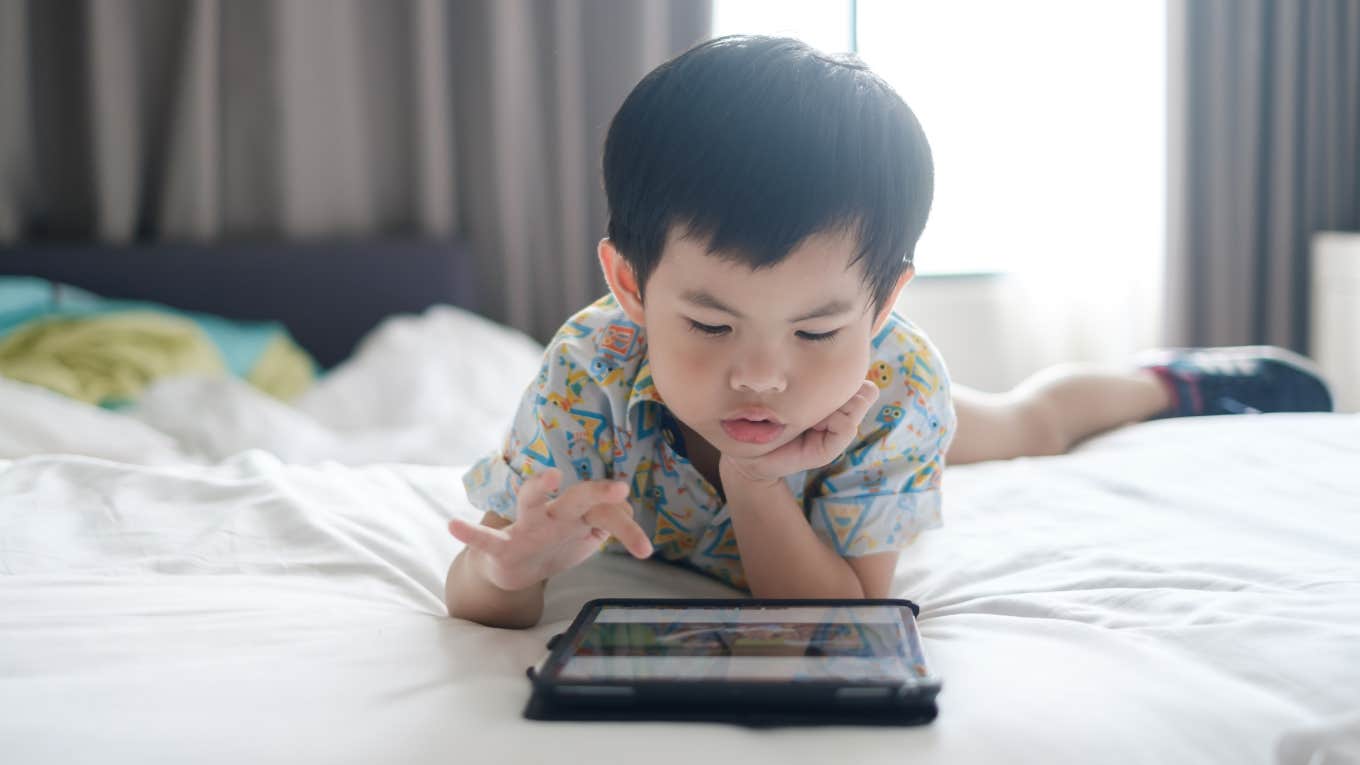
[445,36,1332,629]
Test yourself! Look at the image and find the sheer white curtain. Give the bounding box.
[715,0,1167,391]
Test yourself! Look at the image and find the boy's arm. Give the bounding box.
[722,468,898,599]
[445,512,545,629]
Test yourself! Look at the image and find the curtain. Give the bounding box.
[1166,0,1360,353]
[0,0,710,342]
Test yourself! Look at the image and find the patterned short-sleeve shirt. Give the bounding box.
[463,295,956,590]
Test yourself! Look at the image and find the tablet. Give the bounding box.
[524,598,940,726]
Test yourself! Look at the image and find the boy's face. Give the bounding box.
[601,229,911,460]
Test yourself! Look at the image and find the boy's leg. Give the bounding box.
[947,365,1170,466]
[946,346,1334,466]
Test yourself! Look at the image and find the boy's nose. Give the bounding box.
[730,354,787,394]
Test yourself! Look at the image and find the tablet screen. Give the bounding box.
[554,604,931,684]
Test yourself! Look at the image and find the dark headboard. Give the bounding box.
[0,239,478,369]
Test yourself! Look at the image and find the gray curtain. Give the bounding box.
[0,0,710,341]
[1165,0,1360,353]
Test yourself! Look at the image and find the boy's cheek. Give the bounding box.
[662,339,721,382]
[651,343,719,404]
[806,345,875,415]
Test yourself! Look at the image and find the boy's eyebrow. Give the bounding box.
[789,299,855,322]
[682,289,746,318]
[681,290,855,323]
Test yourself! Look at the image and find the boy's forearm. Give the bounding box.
[444,549,545,629]
[723,474,865,599]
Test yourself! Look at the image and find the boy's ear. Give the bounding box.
[871,265,915,334]
[598,238,646,326]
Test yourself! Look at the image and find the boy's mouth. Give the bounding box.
[721,408,786,445]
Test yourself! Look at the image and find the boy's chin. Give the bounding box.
[715,431,796,458]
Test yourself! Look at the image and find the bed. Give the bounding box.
[2,241,1358,765]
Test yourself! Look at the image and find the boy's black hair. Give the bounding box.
[603,35,934,312]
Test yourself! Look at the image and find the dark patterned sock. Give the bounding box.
[1136,346,1332,418]
[1144,365,1201,418]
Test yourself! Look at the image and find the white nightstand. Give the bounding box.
[1311,232,1360,413]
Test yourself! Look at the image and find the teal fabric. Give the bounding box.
[0,277,316,380]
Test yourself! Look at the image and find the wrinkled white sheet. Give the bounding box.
[1,306,1358,764]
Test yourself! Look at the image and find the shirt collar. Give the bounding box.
[626,353,666,413]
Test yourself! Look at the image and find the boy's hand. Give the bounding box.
[447,469,653,592]
[721,380,880,487]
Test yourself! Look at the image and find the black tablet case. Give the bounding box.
[523,598,940,727]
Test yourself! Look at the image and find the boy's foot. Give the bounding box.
[1139,346,1334,417]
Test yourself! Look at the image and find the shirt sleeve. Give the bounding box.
[462,343,617,521]
[805,333,957,557]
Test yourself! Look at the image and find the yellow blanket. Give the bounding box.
[0,311,312,406]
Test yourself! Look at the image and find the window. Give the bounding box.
[712,1,1165,278]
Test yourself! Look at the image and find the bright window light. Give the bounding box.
[712,0,853,54]
[711,1,1166,277]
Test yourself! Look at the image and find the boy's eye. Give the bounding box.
[687,320,730,337]
[796,329,840,342]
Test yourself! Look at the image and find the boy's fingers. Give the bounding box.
[810,411,854,451]
[516,468,562,510]
[581,504,653,559]
[830,381,881,435]
[809,382,879,435]
[860,379,881,402]
[849,381,880,417]
[549,480,630,520]
[448,518,511,556]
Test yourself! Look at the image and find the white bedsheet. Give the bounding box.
[1,306,1358,764]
